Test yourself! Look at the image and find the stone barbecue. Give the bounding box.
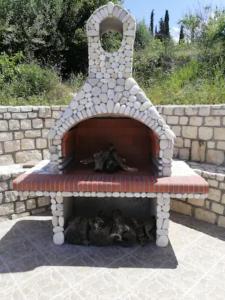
[13,2,208,247]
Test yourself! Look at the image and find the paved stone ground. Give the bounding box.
[0,212,225,300]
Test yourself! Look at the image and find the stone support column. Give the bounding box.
[51,194,64,245]
[156,193,170,247]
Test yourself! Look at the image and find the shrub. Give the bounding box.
[11,63,59,98]
[167,60,200,90]
[133,38,165,86]
[0,52,24,84]
[134,20,152,50]
[0,53,61,103]
[146,66,225,105]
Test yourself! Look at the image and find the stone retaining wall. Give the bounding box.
[171,162,225,228]
[0,104,224,226]
[0,165,50,218]
[157,105,225,165]
[0,106,64,166]
[0,105,224,166]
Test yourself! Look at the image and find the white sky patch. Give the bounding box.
[171,26,180,43]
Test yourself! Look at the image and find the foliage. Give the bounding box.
[204,9,225,46]
[134,20,152,50]
[164,10,170,38]
[101,31,123,52]
[148,73,225,105]
[0,2,224,105]
[155,10,170,41]
[0,0,121,77]
[0,52,23,84]
[179,25,185,44]
[179,14,201,42]
[0,52,62,104]
[150,10,154,36]
[133,6,225,105]
[133,38,166,85]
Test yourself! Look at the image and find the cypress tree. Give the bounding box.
[164,10,170,38]
[159,18,164,34]
[179,25,185,43]
[150,9,154,36]
[155,18,164,41]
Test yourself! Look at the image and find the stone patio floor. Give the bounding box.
[0,212,225,300]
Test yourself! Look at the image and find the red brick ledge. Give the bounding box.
[13,161,208,194]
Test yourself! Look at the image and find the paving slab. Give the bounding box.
[0,212,224,300]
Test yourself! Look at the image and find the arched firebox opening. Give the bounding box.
[61,117,160,175]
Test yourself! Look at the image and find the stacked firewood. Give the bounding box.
[64,210,156,246]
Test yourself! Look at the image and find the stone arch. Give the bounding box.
[48,101,175,177]
[86,2,136,38]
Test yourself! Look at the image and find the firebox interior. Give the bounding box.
[62,117,159,174]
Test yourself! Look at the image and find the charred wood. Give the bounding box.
[80,144,138,173]
[65,210,156,247]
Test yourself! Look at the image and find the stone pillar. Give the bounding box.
[51,194,64,245]
[156,194,170,247]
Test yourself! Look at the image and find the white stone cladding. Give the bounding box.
[156,194,170,247]
[48,2,175,177]
[51,194,65,245]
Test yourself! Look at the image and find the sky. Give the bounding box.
[124,0,225,41]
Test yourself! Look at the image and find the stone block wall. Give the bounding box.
[0,106,64,166]
[171,162,225,228]
[0,105,224,166]
[157,105,225,166]
[0,165,50,218]
[0,104,224,226]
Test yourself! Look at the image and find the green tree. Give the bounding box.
[155,18,165,41]
[179,13,201,42]
[159,18,165,34]
[135,20,151,50]
[0,0,121,77]
[203,9,225,47]
[150,10,154,36]
[164,10,170,38]
[199,9,225,77]
[179,25,185,44]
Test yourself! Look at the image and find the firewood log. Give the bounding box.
[80,144,138,173]
[110,210,136,246]
[64,217,89,245]
[89,213,113,246]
